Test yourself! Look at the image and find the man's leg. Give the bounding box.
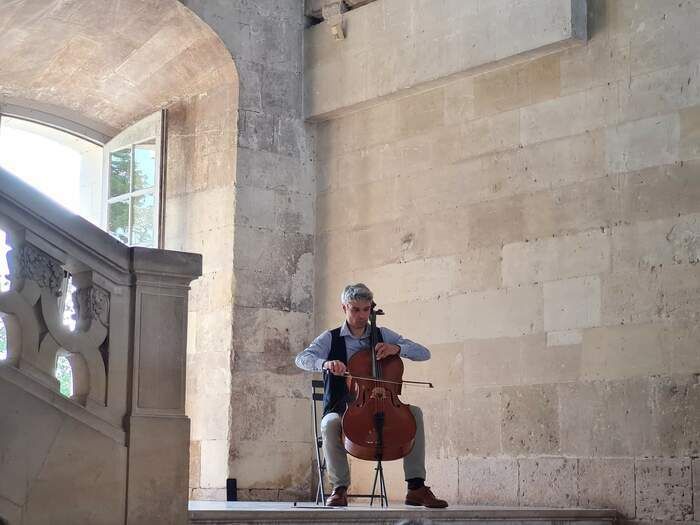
[321,412,350,495]
[403,405,448,508]
[403,405,427,481]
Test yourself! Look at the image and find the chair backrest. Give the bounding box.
[311,379,324,448]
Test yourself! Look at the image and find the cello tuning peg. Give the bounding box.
[376,309,385,315]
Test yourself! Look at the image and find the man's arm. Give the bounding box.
[295,330,332,372]
[379,327,430,361]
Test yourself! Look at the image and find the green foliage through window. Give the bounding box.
[55,355,73,397]
[0,319,7,361]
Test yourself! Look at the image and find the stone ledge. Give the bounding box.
[189,501,619,524]
[304,0,588,120]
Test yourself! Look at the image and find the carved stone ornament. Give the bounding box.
[74,285,110,327]
[19,244,64,296]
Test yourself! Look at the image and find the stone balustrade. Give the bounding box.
[0,165,201,524]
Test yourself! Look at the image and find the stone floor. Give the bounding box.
[188,500,619,524]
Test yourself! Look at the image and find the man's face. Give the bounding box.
[342,299,371,331]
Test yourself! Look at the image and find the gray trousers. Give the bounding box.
[320,405,426,488]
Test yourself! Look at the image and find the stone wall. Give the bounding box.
[180,1,315,501]
[311,0,700,521]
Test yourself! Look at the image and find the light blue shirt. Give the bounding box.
[295,321,430,372]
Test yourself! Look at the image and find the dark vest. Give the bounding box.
[323,326,383,416]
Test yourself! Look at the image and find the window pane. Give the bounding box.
[108,200,129,244]
[133,141,156,191]
[109,149,130,198]
[131,193,155,247]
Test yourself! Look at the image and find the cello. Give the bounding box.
[341,303,417,461]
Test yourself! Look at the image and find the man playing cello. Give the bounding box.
[295,283,449,508]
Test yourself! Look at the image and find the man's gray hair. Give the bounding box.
[341,283,373,304]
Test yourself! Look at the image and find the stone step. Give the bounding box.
[188,501,619,525]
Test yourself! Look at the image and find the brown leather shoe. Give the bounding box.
[325,486,348,507]
[405,486,448,508]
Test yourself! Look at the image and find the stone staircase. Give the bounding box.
[188,501,619,524]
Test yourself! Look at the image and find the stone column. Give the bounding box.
[125,248,202,524]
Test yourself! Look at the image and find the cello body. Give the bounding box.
[341,305,417,461]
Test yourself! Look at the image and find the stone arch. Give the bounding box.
[0,0,239,490]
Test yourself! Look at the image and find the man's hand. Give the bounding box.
[375,342,400,360]
[323,360,347,376]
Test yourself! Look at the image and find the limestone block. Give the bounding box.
[272,115,307,160]
[503,229,610,287]
[187,351,231,397]
[578,458,635,517]
[480,129,606,202]
[0,379,65,507]
[190,488,226,501]
[235,185,313,234]
[520,176,621,240]
[601,264,700,326]
[619,60,700,124]
[232,306,311,358]
[396,88,445,140]
[695,459,700,521]
[465,195,526,249]
[194,306,233,358]
[230,440,311,489]
[199,439,229,489]
[419,387,502,457]
[474,54,560,117]
[664,320,700,375]
[518,457,577,508]
[560,33,630,95]
[544,276,601,332]
[368,256,458,304]
[424,457,458,503]
[449,285,543,342]
[652,375,700,457]
[458,457,518,506]
[610,214,700,274]
[521,337,582,385]
[681,104,700,161]
[547,330,582,347]
[443,75,475,126]
[606,113,680,174]
[436,109,520,164]
[22,418,127,525]
[501,384,559,455]
[520,84,618,145]
[628,3,700,76]
[619,160,700,224]
[407,342,463,394]
[189,226,234,274]
[188,392,230,441]
[581,324,669,382]
[126,416,190,524]
[462,335,535,387]
[635,458,693,521]
[261,68,301,119]
[237,147,312,195]
[190,440,201,489]
[238,110,275,152]
[228,393,310,445]
[558,378,656,457]
[231,371,309,401]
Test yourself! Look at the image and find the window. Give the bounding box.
[0,115,103,225]
[107,140,157,246]
[55,354,74,397]
[0,107,165,248]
